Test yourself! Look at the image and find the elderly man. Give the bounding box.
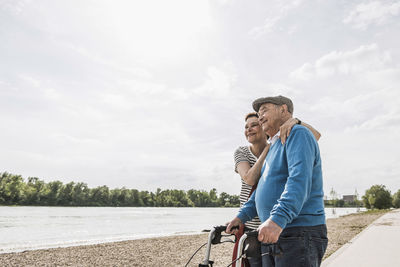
[227,96,327,267]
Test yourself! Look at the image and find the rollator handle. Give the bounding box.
[245,230,258,237]
[211,225,239,244]
[199,225,240,266]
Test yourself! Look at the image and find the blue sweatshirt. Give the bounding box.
[237,125,325,229]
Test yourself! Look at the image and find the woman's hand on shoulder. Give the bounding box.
[280,118,298,144]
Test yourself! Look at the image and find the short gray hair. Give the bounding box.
[252,95,294,114]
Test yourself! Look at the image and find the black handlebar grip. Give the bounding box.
[245,230,259,237]
[214,225,239,232]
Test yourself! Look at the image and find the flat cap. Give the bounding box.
[252,95,294,114]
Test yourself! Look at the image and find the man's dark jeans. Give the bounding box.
[249,224,328,267]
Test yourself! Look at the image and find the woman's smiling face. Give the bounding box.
[244,116,265,144]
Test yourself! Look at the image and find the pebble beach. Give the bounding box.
[0,210,387,267]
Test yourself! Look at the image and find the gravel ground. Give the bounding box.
[0,210,388,267]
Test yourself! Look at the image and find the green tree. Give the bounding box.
[218,192,230,207]
[23,177,48,205]
[187,189,200,206]
[130,189,141,206]
[0,172,25,204]
[72,182,90,206]
[335,199,345,207]
[59,182,75,206]
[217,192,240,207]
[209,188,218,207]
[329,187,339,206]
[392,189,400,208]
[353,188,362,208]
[362,185,392,209]
[45,181,63,205]
[110,188,121,206]
[167,189,193,207]
[89,186,110,206]
[187,189,206,206]
[154,188,163,206]
[139,191,153,207]
[120,188,131,206]
[228,194,240,207]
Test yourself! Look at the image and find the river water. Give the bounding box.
[0,206,364,253]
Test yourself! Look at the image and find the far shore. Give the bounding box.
[0,209,388,267]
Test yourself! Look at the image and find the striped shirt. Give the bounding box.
[234,146,262,230]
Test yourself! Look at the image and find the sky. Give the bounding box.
[1,0,399,197]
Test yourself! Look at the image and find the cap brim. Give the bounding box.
[252,98,267,112]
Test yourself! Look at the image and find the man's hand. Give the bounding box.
[257,218,283,243]
[226,217,243,234]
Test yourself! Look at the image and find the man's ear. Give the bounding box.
[280,104,288,114]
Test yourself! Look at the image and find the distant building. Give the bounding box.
[343,195,356,203]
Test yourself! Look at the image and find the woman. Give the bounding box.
[232,112,321,267]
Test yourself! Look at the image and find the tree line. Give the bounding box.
[324,188,362,207]
[2,172,399,210]
[325,185,400,209]
[0,172,239,207]
[362,185,400,209]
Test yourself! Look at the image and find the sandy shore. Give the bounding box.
[0,210,387,267]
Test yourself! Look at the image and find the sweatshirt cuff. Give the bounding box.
[270,214,288,229]
[237,212,249,224]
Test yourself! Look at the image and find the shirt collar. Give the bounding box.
[267,131,280,145]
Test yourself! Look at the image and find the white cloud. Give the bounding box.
[100,93,133,111]
[290,44,391,80]
[344,1,400,30]
[19,74,41,88]
[249,16,282,38]
[320,129,400,196]
[341,88,399,131]
[291,55,400,133]
[215,0,233,6]
[356,110,400,130]
[2,0,400,197]
[116,79,166,99]
[250,83,300,101]
[287,42,400,197]
[194,65,236,97]
[249,0,303,38]
[58,41,153,79]
[0,0,31,15]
